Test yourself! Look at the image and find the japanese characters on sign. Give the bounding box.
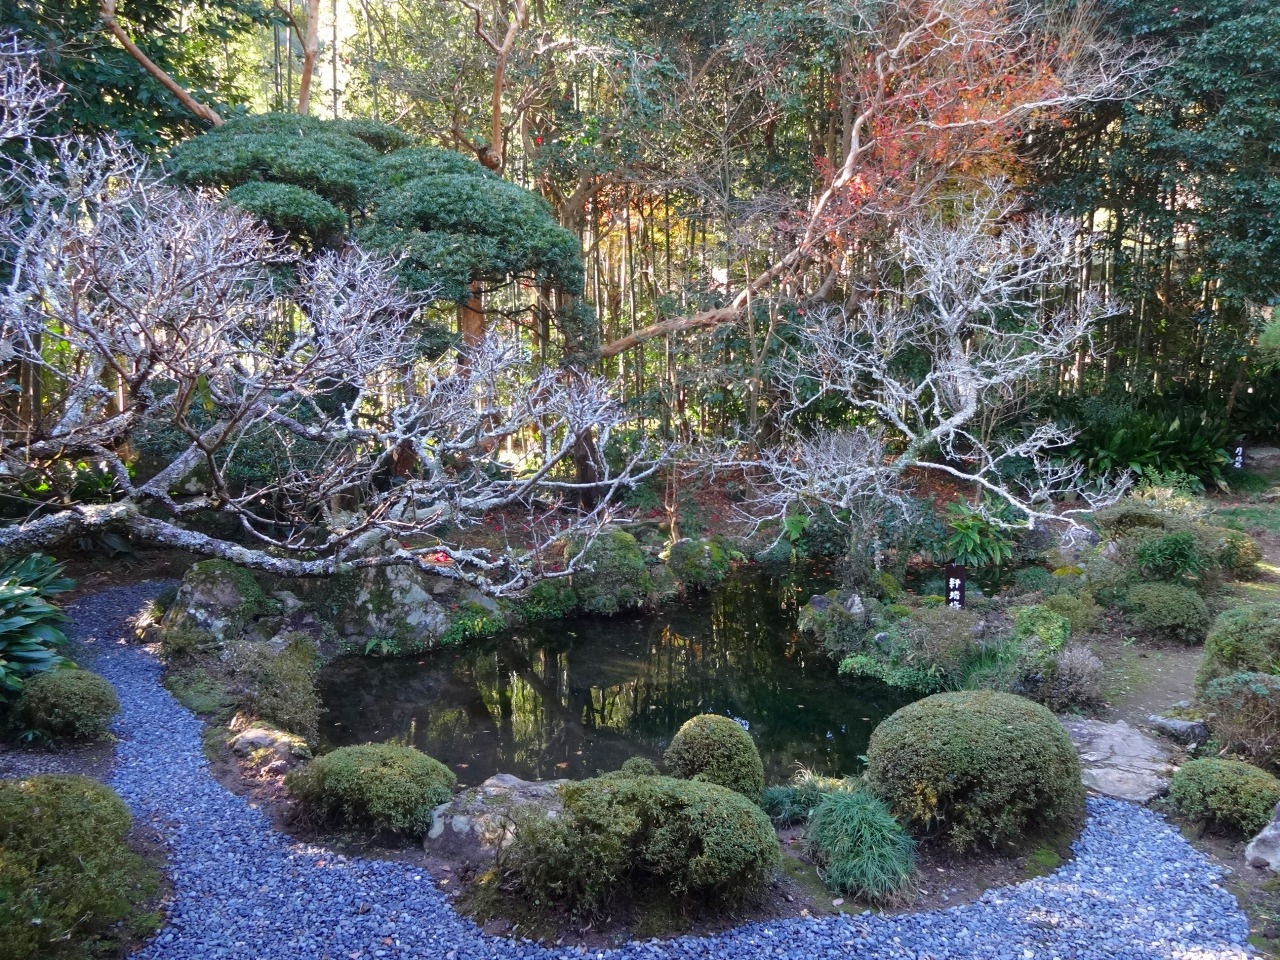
[1235,446,1245,470]
[945,562,966,610]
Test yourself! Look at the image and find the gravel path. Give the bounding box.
[72,583,1254,960]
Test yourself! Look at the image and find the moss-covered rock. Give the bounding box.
[664,538,733,593]
[162,559,276,643]
[572,530,652,616]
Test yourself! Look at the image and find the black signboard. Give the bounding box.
[945,563,966,609]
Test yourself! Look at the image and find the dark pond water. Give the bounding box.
[316,566,913,786]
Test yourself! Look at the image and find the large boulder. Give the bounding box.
[162,559,275,643]
[1247,802,1280,872]
[424,773,566,864]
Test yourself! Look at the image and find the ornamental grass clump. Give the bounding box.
[15,669,120,741]
[286,743,456,835]
[806,789,915,903]
[865,691,1084,850]
[502,773,779,916]
[1168,758,1280,835]
[1196,603,1280,693]
[0,775,159,959]
[664,713,765,801]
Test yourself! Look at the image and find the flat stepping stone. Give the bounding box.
[1060,716,1174,803]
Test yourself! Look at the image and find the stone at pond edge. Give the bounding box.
[1147,714,1210,745]
[425,774,567,864]
[1246,802,1280,872]
[228,725,312,772]
[1059,716,1173,804]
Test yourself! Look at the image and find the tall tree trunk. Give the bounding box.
[296,0,323,115]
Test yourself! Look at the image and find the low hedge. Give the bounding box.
[1196,603,1280,694]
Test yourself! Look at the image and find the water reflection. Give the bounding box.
[316,566,912,785]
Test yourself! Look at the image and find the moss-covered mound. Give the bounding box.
[15,669,120,741]
[1197,603,1280,693]
[504,772,779,915]
[663,713,765,801]
[866,691,1085,850]
[0,775,159,959]
[287,743,456,834]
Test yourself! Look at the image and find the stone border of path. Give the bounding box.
[69,583,1253,960]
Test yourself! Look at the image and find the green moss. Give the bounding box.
[520,578,579,622]
[1041,594,1102,635]
[572,530,652,616]
[1168,758,1280,835]
[1013,605,1072,652]
[0,775,160,959]
[230,633,320,741]
[440,602,505,646]
[663,714,765,801]
[1024,845,1062,878]
[15,669,119,741]
[866,691,1085,851]
[664,538,732,593]
[189,559,274,619]
[287,743,456,835]
[161,624,218,660]
[503,773,779,916]
[163,667,236,720]
[1197,603,1280,693]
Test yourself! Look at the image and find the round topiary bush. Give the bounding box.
[16,668,120,741]
[1197,603,1280,694]
[503,772,779,915]
[1168,758,1280,835]
[1123,582,1210,644]
[806,789,915,903]
[0,775,159,959]
[286,743,456,834]
[618,756,659,777]
[663,714,765,801]
[865,691,1085,850]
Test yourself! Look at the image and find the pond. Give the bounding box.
[316,566,913,787]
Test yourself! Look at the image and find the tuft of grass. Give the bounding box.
[805,789,915,903]
[1024,845,1062,878]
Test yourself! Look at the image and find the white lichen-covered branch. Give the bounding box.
[0,50,659,595]
[730,182,1130,557]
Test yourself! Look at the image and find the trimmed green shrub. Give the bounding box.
[15,669,120,741]
[1013,605,1071,652]
[1202,672,1280,771]
[663,714,765,801]
[866,691,1085,850]
[806,789,915,903]
[1124,582,1210,644]
[230,633,320,741]
[1042,593,1102,635]
[1080,554,1132,607]
[0,775,158,959]
[503,773,779,915]
[1197,603,1280,693]
[1216,528,1262,577]
[287,743,456,834]
[1168,758,1280,835]
[618,757,659,777]
[572,530,652,616]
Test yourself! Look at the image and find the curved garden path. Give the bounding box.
[71,583,1253,960]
